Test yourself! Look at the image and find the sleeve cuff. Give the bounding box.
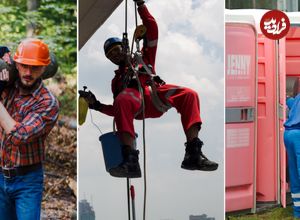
[6,122,23,145]
[89,101,103,111]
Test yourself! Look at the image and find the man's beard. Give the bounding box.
[18,78,41,92]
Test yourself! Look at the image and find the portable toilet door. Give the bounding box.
[278,36,287,208]
[237,10,287,207]
[225,12,257,213]
[256,29,279,204]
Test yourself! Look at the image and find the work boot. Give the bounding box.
[181,137,218,171]
[109,145,142,178]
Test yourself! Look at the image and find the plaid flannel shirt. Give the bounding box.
[0,81,59,167]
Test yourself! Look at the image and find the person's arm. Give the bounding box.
[79,89,115,117]
[5,97,59,145]
[99,104,114,117]
[137,4,158,71]
[286,97,295,110]
[0,102,16,134]
[88,101,114,117]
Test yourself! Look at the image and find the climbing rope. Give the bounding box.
[134,2,138,27]
[123,1,148,220]
[132,2,147,220]
[127,178,131,220]
[125,0,128,34]
[123,2,132,220]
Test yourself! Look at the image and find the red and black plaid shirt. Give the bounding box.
[0,80,59,167]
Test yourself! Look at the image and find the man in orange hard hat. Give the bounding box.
[0,38,59,220]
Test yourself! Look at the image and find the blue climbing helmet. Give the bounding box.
[103,37,122,57]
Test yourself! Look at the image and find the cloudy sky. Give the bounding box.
[79,0,224,219]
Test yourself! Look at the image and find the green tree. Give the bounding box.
[0,0,76,75]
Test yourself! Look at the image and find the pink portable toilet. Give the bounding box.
[286,13,300,80]
[225,11,257,213]
[252,11,282,204]
[226,9,287,213]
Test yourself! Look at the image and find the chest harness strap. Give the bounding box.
[133,51,171,113]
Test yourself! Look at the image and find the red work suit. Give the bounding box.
[100,5,202,138]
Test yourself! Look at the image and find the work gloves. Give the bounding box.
[0,46,11,97]
[78,89,103,110]
[0,62,8,98]
[133,0,144,6]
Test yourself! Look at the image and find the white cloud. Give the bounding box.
[148,0,224,47]
[79,0,224,219]
[190,0,224,47]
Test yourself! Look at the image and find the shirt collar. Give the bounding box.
[14,79,43,99]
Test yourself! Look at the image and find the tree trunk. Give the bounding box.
[26,0,39,37]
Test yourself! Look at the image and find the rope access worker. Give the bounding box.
[0,39,59,219]
[80,0,218,178]
[284,79,300,219]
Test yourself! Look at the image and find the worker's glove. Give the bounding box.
[153,75,166,86]
[0,46,10,58]
[78,90,103,110]
[133,0,145,6]
[0,58,10,97]
[0,46,12,64]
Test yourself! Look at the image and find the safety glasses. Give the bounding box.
[17,64,44,74]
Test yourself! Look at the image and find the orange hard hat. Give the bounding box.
[14,38,50,66]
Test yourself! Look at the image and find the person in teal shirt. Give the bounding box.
[284,79,300,218]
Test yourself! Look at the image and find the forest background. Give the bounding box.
[0,0,77,218]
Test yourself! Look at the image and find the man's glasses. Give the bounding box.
[18,64,44,74]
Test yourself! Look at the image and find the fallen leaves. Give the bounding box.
[42,116,77,219]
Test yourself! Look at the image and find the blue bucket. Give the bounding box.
[99,132,138,173]
[99,132,123,172]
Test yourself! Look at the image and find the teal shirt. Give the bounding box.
[284,93,300,130]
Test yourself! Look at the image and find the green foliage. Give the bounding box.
[0,0,77,116]
[38,0,77,75]
[0,5,27,48]
[57,84,77,117]
[0,0,76,75]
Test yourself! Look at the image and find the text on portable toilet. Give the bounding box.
[227,54,251,76]
[227,127,250,148]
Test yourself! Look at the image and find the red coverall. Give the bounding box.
[100,5,202,138]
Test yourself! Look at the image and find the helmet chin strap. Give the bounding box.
[118,60,126,67]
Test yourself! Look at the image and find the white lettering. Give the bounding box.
[264,17,287,35]
[227,54,251,76]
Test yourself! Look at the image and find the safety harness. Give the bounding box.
[132,50,172,113]
[121,1,174,220]
[120,0,171,115]
[120,28,171,115]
